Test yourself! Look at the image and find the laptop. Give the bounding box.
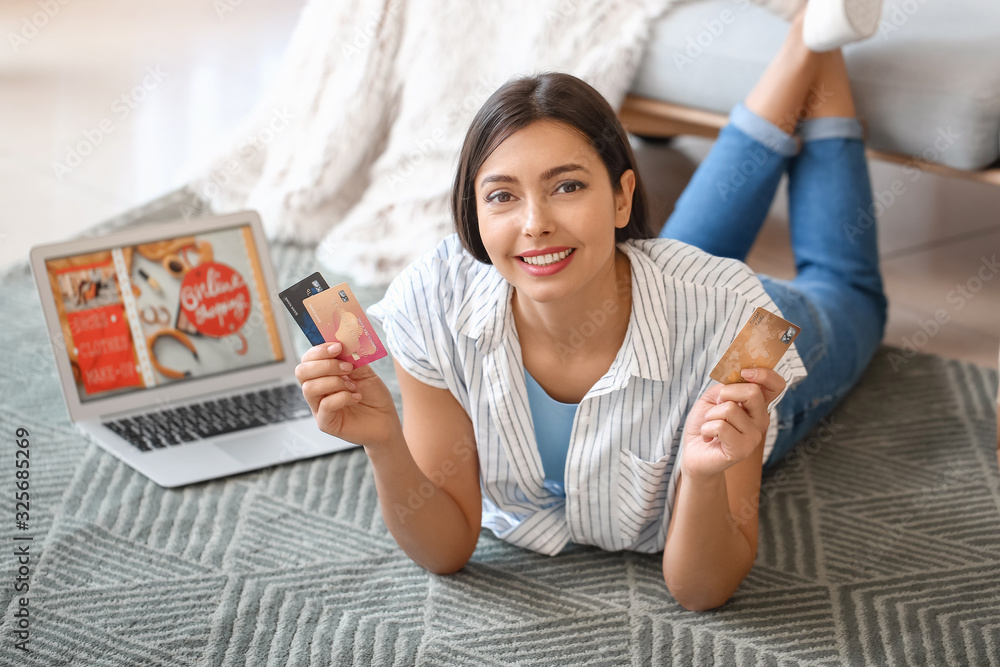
[29,210,357,488]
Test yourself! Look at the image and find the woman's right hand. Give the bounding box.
[295,342,400,448]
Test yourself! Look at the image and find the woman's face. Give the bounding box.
[474,119,634,305]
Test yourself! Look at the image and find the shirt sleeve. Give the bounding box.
[366,257,451,390]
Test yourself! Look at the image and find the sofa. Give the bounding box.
[625,0,1000,184]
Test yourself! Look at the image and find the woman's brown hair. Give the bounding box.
[452,72,653,263]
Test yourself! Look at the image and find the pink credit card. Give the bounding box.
[302,282,387,368]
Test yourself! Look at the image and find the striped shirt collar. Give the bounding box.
[452,241,672,385]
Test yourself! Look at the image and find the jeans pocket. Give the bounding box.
[617,450,673,546]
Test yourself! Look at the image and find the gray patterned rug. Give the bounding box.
[1,189,998,666]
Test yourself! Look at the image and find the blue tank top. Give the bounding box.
[524,369,578,496]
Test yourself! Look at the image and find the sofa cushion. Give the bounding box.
[630,0,1000,170]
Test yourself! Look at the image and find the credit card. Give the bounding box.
[709,307,801,384]
[302,282,387,368]
[278,272,329,346]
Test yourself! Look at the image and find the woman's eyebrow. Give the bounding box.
[479,163,589,189]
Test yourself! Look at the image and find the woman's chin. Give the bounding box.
[511,278,577,306]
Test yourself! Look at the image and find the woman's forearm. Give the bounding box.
[363,429,479,574]
[662,471,755,611]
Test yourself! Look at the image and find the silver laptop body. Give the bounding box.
[29,211,355,487]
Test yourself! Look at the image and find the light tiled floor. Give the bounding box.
[3,0,998,372]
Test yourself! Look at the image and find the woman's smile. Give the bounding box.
[517,247,576,274]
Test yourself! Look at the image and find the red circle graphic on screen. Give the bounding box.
[179,262,251,337]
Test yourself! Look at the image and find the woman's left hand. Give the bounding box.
[681,368,787,480]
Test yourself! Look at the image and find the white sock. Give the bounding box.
[803,0,883,52]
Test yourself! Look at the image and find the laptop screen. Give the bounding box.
[40,222,285,403]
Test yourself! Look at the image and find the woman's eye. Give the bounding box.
[557,181,585,194]
[486,191,513,204]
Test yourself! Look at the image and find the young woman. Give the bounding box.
[295,5,886,610]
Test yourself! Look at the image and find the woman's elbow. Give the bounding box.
[424,556,470,576]
[416,535,478,575]
[663,575,738,612]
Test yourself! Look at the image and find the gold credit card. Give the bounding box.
[301,282,387,369]
[709,307,801,384]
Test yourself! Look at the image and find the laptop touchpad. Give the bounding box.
[215,430,321,466]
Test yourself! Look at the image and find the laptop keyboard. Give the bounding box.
[103,384,312,453]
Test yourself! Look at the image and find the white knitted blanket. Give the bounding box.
[186,0,677,286]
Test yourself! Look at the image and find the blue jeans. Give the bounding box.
[660,104,887,468]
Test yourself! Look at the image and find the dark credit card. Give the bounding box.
[278,272,329,346]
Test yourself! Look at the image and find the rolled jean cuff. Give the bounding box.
[728,102,800,157]
[798,116,865,142]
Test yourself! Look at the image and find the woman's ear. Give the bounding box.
[615,169,636,229]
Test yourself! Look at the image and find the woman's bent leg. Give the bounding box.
[659,104,795,261]
[660,11,826,260]
[788,119,887,377]
[763,122,887,467]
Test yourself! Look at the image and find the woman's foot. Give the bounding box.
[803,0,883,52]
[752,0,883,52]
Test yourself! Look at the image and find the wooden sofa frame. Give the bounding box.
[619,95,1000,187]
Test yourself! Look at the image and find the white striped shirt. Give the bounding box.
[367,234,807,556]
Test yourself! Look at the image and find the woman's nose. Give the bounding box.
[521,199,552,237]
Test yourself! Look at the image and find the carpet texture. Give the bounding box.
[1,189,998,666]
